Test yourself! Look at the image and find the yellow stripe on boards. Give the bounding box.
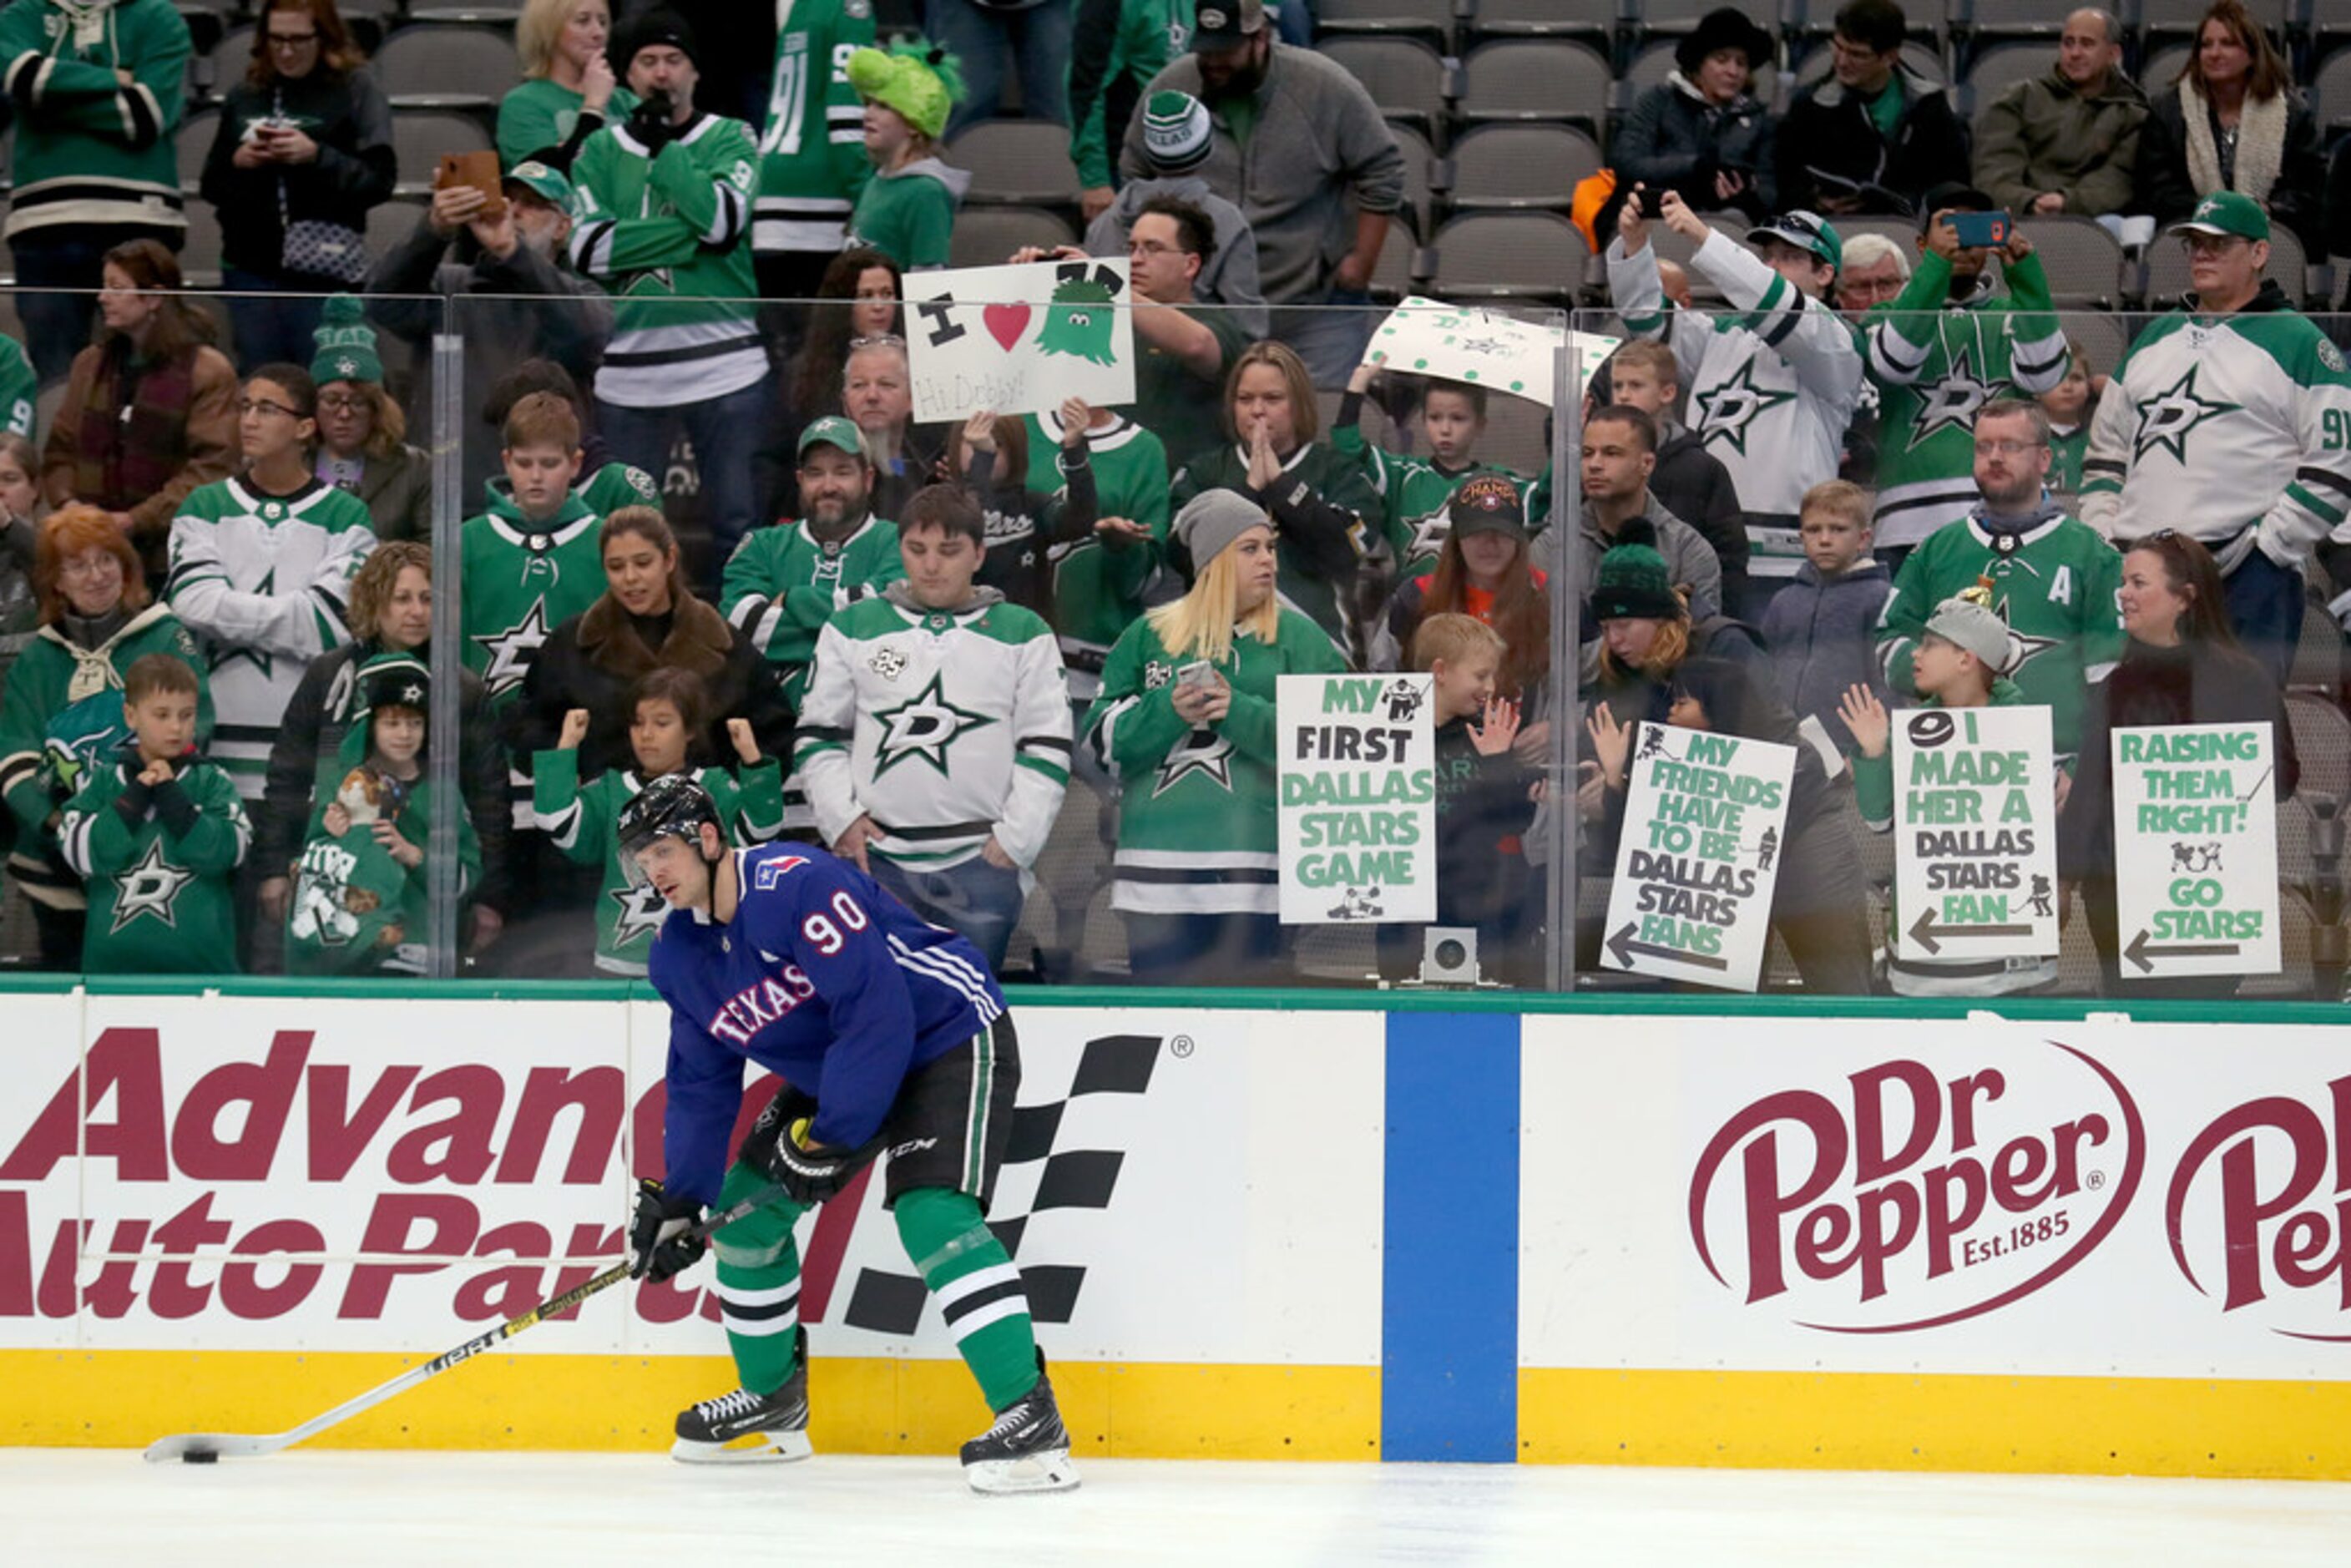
[0,1352,1378,1461]
[1518,1368,2351,1479]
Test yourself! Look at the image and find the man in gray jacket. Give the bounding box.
[1084,89,1269,339]
[1120,0,1403,387]
[1550,403,1724,683]
[365,159,614,499]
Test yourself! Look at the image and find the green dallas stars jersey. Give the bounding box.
[1168,443,1376,653]
[2080,290,2351,570]
[1860,251,2068,550]
[531,750,783,975]
[1083,607,1345,916]
[1875,507,2124,761]
[1328,420,1504,579]
[720,513,906,702]
[753,0,873,256]
[284,773,480,979]
[569,114,766,407]
[58,752,249,974]
[460,485,607,701]
[581,459,660,516]
[1020,410,1171,694]
[164,478,376,802]
[796,587,1071,873]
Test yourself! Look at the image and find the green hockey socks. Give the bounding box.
[895,1186,1041,1413]
[712,1162,809,1395]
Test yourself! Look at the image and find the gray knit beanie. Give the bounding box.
[1173,488,1269,570]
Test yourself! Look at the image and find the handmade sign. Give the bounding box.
[1277,674,1436,925]
[1600,722,1795,991]
[1890,705,2060,963]
[2111,721,2280,979]
[1368,296,1619,407]
[902,258,1136,422]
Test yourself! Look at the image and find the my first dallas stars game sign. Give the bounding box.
[902,257,1137,423]
[1277,674,1437,925]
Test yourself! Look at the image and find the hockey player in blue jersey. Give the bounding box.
[617,773,1076,1494]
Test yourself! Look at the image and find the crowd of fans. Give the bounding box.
[0,0,2347,1000]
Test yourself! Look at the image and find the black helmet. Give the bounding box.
[617,773,722,857]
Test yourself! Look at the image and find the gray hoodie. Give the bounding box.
[1120,43,1405,305]
[1084,175,1270,338]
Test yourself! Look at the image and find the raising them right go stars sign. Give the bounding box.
[2111,721,2281,980]
[1601,722,1795,992]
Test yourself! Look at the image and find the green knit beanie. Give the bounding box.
[1590,540,1681,622]
[311,294,383,387]
[846,38,966,142]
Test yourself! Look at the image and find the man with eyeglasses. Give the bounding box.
[569,8,767,584]
[2081,192,2351,683]
[1878,397,2121,768]
[1860,184,2069,571]
[1777,0,1969,218]
[1080,90,1266,340]
[0,0,192,385]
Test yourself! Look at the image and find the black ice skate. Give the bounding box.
[959,1360,1079,1495]
[671,1332,812,1464]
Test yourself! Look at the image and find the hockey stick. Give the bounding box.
[142,1178,792,1464]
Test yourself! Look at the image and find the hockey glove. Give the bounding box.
[750,1089,885,1205]
[627,1177,706,1282]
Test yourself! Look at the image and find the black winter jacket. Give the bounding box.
[1774,66,1969,216]
[1615,75,1777,222]
[201,68,397,280]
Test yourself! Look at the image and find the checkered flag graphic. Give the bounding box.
[841,1033,1162,1335]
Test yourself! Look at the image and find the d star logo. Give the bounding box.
[1693,363,1798,457]
[871,672,993,778]
[473,599,552,694]
[1906,345,2007,451]
[112,839,195,933]
[609,881,672,949]
[1155,726,1235,797]
[2131,365,2243,465]
[1404,508,1452,564]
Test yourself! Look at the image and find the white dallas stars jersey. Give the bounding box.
[1610,229,1864,576]
[794,584,1072,873]
[164,478,377,800]
[2080,294,2351,570]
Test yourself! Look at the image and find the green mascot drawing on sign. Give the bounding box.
[1036,266,1121,366]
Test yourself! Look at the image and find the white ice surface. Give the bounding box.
[6,1450,2349,1567]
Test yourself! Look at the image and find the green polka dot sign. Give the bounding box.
[1368,296,1620,407]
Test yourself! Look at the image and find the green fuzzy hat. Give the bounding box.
[845,38,965,142]
[311,294,383,387]
[1591,539,1681,623]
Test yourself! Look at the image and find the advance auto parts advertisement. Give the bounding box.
[0,994,1381,1370]
[1520,1012,2351,1378]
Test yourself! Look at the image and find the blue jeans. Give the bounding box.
[223,268,330,374]
[927,0,1073,139]
[869,852,1028,974]
[2224,545,2306,690]
[597,373,772,588]
[1273,287,1379,390]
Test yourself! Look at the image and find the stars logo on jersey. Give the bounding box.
[1154,727,1234,797]
[1905,345,2006,451]
[1143,660,1173,690]
[1403,509,1451,567]
[1984,565,2062,675]
[1692,364,1797,457]
[871,672,994,778]
[609,880,673,949]
[473,599,552,695]
[112,839,195,933]
[2130,365,2243,465]
[868,645,908,681]
[207,566,277,680]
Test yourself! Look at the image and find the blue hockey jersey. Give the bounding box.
[646,842,1006,1203]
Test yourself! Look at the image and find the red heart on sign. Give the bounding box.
[983,302,1031,351]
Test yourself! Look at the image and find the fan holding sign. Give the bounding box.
[902,256,1139,423]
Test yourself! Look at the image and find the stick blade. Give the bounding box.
[143,1432,281,1464]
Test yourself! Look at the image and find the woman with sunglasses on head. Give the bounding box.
[2060,530,2298,997]
[200,0,396,370]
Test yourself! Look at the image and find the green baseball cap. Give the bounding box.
[503,159,572,206]
[796,415,868,462]
[1747,210,1842,271]
[2168,190,2269,243]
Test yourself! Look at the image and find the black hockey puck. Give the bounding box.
[182,1451,218,1464]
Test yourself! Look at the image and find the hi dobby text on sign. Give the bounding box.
[2111,722,2280,979]
[1601,723,1794,991]
[1891,706,2060,962]
[1277,675,1436,925]
[902,257,1137,422]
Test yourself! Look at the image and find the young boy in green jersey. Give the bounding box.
[2038,342,2095,500]
[463,392,603,702]
[283,654,479,977]
[58,653,250,975]
[532,667,783,975]
[1333,362,1498,580]
[842,41,970,271]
